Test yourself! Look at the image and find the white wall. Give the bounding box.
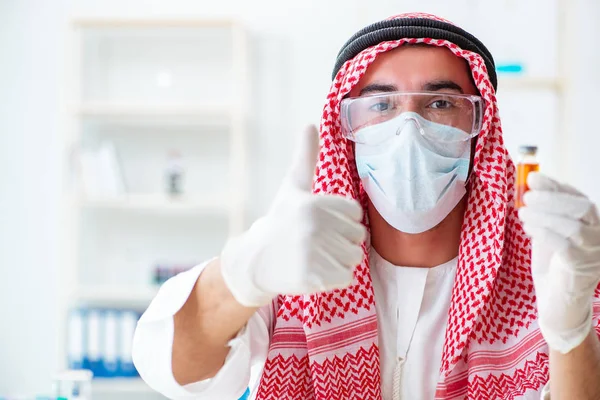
[564,0,600,203]
[0,0,68,394]
[1,0,599,395]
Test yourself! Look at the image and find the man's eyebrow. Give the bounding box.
[358,80,465,96]
[358,83,398,96]
[422,80,464,93]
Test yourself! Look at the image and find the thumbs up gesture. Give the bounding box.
[221,126,367,307]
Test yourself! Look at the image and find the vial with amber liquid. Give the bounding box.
[515,145,539,208]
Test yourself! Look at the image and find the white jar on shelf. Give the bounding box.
[53,369,93,400]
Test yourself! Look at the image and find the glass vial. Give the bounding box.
[166,150,184,196]
[515,145,539,208]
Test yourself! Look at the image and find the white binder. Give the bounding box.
[67,308,85,369]
[103,310,119,376]
[119,310,138,376]
[86,309,103,373]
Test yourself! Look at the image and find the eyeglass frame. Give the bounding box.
[340,91,485,143]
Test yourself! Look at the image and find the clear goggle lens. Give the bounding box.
[340,92,484,144]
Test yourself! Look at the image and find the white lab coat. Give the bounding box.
[132,249,550,400]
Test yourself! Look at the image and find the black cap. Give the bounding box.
[332,18,497,91]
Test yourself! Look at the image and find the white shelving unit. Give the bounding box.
[72,285,159,308]
[92,377,156,394]
[79,193,232,214]
[59,17,249,400]
[75,103,234,125]
[498,76,563,92]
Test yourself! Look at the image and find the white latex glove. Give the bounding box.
[519,172,600,354]
[220,125,367,307]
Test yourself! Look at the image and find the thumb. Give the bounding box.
[287,125,320,191]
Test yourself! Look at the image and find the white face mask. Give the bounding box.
[355,112,472,234]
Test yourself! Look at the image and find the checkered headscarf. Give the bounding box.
[252,13,580,399]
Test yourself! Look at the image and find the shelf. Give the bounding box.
[60,15,249,392]
[75,104,236,127]
[72,18,238,29]
[498,76,563,91]
[92,377,154,393]
[79,193,232,214]
[73,285,159,308]
[77,103,233,117]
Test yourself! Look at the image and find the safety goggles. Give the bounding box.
[340,92,484,144]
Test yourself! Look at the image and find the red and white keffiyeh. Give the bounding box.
[254,12,600,400]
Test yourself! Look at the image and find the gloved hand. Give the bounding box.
[519,172,600,354]
[220,125,367,307]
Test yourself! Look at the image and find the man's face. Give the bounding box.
[349,44,479,99]
[349,44,480,176]
[348,45,480,233]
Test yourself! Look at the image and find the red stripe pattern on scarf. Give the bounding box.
[255,12,600,400]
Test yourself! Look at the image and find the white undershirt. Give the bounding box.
[370,248,457,400]
[132,250,546,400]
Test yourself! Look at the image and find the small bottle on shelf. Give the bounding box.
[515,145,539,209]
[166,150,184,196]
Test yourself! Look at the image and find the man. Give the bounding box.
[132,13,600,399]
